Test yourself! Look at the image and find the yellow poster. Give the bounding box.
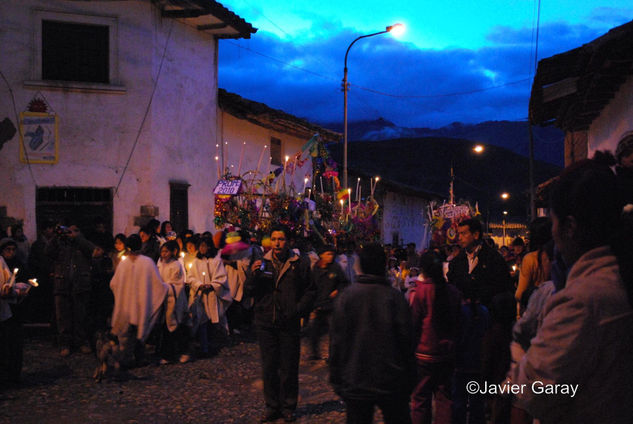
[19,111,59,164]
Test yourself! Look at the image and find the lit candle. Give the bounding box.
[215,144,220,178]
[356,178,360,202]
[255,145,267,178]
[340,199,345,214]
[348,188,352,214]
[224,141,229,171]
[371,176,380,198]
[121,255,127,261]
[291,154,298,179]
[202,271,206,284]
[237,141,246,176]
[27,278,39,287]
[180,252,185,258]
[320,176,324,195]
[302,177,308,193]
[8,268,18,286]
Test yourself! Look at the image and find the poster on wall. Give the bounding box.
[19,111,59,164]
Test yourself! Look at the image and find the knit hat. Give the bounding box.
[220,231,250,258]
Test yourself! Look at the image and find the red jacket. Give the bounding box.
[410,278,461,362]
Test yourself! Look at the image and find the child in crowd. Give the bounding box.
[157,241,190,364]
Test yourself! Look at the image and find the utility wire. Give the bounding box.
[114,19,174,196]
[351,78,531,98]
[0,69,38,186]
[225,41,339,82]
[226,40,531,99]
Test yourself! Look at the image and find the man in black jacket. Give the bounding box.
[309,244,349,360]
[447,218,513,311]
[245,225,315,423]
[447,218,514,423]
[329,243,415,424]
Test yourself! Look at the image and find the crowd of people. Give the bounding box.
[1,145,633,423]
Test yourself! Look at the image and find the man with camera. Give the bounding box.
[245,225,315,422]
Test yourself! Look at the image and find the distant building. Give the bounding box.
[218,88,340,193]
[529,19,633,165]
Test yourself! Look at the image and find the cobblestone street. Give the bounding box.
[0,327,350,424]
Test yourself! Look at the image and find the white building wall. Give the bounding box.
[381,191,430,249]
[588,75,633,157]
[220,111,315,195]
[0,0,223,238]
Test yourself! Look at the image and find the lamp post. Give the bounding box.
[502,210,508,246]
[342,23,405,189]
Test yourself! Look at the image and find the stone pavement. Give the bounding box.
[0,327,358,424]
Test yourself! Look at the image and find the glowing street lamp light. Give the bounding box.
[342,23,406,189]
[473,144,484,154]
[501,192,510,200]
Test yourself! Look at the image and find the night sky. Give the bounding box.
[218,0,632,128]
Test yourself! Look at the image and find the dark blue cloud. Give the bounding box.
[218,17,630,128]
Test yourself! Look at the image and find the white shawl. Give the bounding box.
[224,249,252,302]
[110,254,169,341]
[158,258,189,332]
[187,254,232,331]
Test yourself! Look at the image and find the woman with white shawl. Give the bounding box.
[187,236,232,356]
[157,240,190,364]
[110,234,168,368]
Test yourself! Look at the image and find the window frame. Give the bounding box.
[26,9,124,93]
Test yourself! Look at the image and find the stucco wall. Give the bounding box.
[0,0,222,238]
[220,111,315,196]
[381,191,430,249]
[588,75,633,157]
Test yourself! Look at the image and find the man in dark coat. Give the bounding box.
[447,218,514,423]
[47,224,97,356]
[329,243,415,424]
[245,225,316,423]
[447,218,513,311]
[309,244,349,360]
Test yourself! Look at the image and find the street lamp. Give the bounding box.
[449,143,485,204]
[342,23,405,189]
[501,192,510,200]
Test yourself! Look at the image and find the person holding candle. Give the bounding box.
[187,236,232,357]
[0,238,30,288]
[157,240,190,364]
[0,248,31,385]
[110,234,169,369]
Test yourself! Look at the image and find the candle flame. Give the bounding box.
[188,263,193,269]
[180,252,185,258]
[121,255,127,261]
